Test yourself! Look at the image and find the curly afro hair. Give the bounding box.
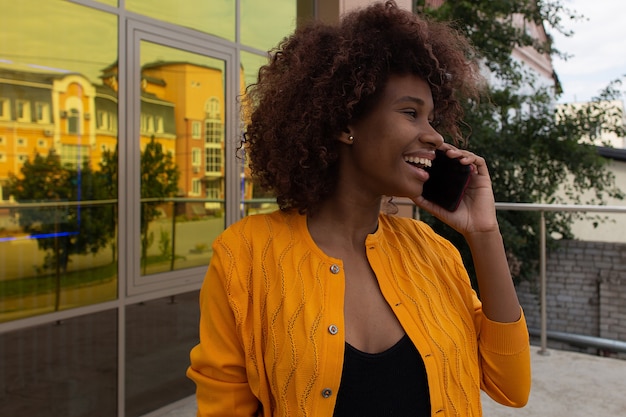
[242,0,482,214]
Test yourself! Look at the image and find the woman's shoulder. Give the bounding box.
[379,213,458,251]
[380,213,435,236]
[218,210,301,244]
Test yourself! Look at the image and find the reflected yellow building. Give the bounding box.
[142,61,226,209]
[0,62,238,214]
[0,69,96,180]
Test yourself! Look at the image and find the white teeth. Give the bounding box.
[404,156,432,168]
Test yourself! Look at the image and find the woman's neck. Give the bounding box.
[306,196,381,253]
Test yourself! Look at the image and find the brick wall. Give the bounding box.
[516,240,626,358]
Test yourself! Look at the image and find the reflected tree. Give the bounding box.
[7,150,115,309]
[140,136,180,275]
[100,145,118,263]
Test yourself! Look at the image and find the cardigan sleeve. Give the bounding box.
[430,222,531,408]
[186,236,260,416]
[475,297,531,408]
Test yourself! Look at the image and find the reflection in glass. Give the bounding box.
[125,291,198,416]
[0,309,118,416]
[138,42,227,276]
[0,0,118,322]
[126,0,235,41]
[241,0,298,52]
[98,0,118,6]
[239,51,279,216]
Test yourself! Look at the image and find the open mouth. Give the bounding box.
[404,156,432,170]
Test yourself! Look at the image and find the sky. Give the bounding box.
[548,0,626,103]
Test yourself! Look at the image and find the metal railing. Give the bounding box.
[494,202,626,355]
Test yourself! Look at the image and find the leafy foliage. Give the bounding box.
[7,151,115,273]
[415,0,625,282]
[415,0,582,85]
[8,137,180,277]
[138,136,180,274]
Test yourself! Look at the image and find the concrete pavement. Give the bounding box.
[482,345,626,416]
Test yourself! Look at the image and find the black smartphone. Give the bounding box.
[422,149,471,212]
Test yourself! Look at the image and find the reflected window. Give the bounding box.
[0,98,9,120]
[156,115,164,133]
[206,184,219,200]
[67,108,80,134]
[141,113,156,133]
[97,110,110,130]
[16,100,30,122]
[205,119,221,144]
[192,148,201,166]
[191,178,201,196]
[205,97,220,118]
[192,120,201,139]
[205,147,221,174]
[60,144,89,168]
[35,102,50,123]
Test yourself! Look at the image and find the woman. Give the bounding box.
[187,1,531,416]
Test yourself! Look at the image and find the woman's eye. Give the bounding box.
[403,110,417,118]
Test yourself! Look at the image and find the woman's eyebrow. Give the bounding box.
[394,95,426,106]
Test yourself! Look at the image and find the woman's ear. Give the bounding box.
[338,130,355,145]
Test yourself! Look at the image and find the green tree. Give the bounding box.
[100,145,119,263]
[7,151,115,309]
[415,0,625,282]
[140,136,180,274]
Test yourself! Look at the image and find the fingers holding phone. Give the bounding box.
[418,147,499,235]
[421,149,471,212]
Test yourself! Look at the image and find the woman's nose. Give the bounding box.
[419,124,444,148]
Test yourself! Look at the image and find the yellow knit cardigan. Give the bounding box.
[187,210,531,416]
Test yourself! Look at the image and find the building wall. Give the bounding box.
[568,156,626,243]
[557,100,626,149]
[518,239,626,359]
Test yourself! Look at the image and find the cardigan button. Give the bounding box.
[328,324,339,335]
[330,264,340,274]
[321,388,333,398]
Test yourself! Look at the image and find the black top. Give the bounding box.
[333,334,430,416]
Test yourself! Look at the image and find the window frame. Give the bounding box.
[125,19,239,296]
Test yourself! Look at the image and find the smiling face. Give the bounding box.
[340,73,444,200]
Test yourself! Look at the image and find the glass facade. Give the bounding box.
[0,0,119,322]
[0,309,118,416]
[126,0,236,41]
[125,292,199,417]
[0,0,307,415]
[137,42,227,277]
